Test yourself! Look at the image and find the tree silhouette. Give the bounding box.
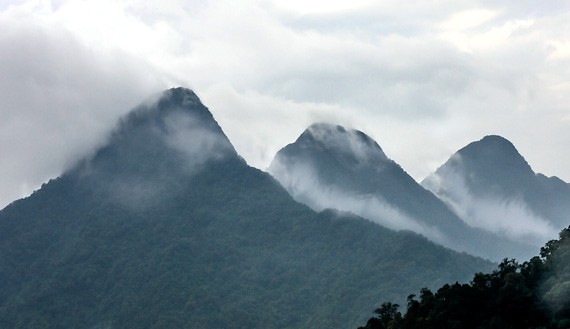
[358,226,570,329]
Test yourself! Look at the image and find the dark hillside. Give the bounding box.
[0,88,493,328]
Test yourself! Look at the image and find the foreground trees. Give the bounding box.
[359,226,570,329]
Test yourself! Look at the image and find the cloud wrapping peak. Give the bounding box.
[423,157,559,246]
[2,0,570,211]
[73,87,237,209]
[304,123,389,166]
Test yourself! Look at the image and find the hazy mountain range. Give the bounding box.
[1,87,568,328]
[268,123,562,261]
[0,88,494,328]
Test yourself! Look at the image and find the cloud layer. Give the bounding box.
[2,0,570,209]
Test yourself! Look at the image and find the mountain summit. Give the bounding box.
[269,125,536,261]
[66,87,242,208]
[432,135,534,195]
[77,87,240,173]
[422,135,570,247]
[269,123,417,199]
[0,88,493,328]
[295,123,389,165]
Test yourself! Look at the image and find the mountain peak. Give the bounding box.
[70,87,241,200]
[466,135,520,156]
[451,135,534,180]
[295,122,389,164]
[129,87,215,124]
[422,135,570,248]
[480,134,511,143]
[271,125,537,260]
[159,87,203,110]
[168,86,199,98]
[101,86,237,159]
[269,123,395,203]
[425,135,534,197]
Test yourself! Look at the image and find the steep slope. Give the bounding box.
[0,88,494,329]
[269,124,536,261]
[422,135,570,248]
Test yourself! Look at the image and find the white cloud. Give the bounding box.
[269,158,446,244]
[200,83,356,170]
[0,3,166,208]
[272,0,376,15]
[440,8,498,31]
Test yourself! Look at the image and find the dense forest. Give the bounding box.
[0,88,495,328]
[358,226,570,329]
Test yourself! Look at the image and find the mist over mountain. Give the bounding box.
[269,124,536,261]
[0,88,493,328]
[69,88,241,209]
[422,135,570,247]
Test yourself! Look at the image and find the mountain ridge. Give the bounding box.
[270,125,538,261]
[0,87,494,329]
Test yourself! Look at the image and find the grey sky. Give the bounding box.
[1,0,570,209]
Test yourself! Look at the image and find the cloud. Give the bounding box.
[269,155,447,244]
[172,0,570,184]
[272,0,377,15]
[0,6,167,209]
[439,9,498,31]
[163,111,233,163]
[200,83,358,170]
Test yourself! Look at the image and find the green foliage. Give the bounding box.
[366,302,402,329]
[0,158,495,328]
[0,88,495,328]
[360,226,570,329]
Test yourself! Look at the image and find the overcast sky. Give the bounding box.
[1,0,570,209]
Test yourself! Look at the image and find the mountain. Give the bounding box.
[422,135,570,248]
[269,124,536,261]
[0,88,494,329]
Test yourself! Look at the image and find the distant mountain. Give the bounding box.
[269,124,536,261]
[0,88,493,329]
[422,135,570,248]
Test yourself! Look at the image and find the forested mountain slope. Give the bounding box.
[0,88,493,328]
[270,124,535,261]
